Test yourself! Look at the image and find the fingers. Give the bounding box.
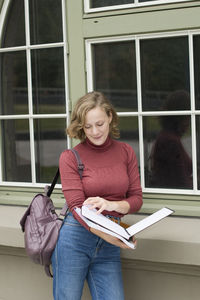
[83,197,109,213]
[131,236,137,249]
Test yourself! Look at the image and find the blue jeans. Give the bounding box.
[51,212,124,300]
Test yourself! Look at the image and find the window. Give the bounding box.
[84,0,191,13]
[0,0,69,186]
[86,31,200,194]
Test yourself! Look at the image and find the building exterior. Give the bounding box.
[0,0,200,299]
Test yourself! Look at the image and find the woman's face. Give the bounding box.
[83,106,112,146]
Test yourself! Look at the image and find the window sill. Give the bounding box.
[0,187,200,217]
[0,205,200,268]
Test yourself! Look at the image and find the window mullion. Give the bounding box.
[0,0,10,183]
[62,0,70,149]
[189,33,198,192]
[135,37,145,189]
[24,0,36,184]
[84,0,90,13]
[86,41,94,92]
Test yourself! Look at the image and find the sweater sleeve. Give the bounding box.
[122,144,143,213]
[59,150,90,230]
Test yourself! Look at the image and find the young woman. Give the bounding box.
[51,91,143,300]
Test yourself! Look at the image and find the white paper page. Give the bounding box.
[75,208,135,249]
[81,205,130,239]
[127,207,173,236]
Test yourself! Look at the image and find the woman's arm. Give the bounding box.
[59,150,90,230]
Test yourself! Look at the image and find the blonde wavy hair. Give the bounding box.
[67,91,120,142]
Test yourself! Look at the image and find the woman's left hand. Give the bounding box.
[83,197,115,214]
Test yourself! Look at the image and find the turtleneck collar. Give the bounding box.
[84,135,113,152]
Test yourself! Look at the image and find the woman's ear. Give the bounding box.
[108,112,112,124]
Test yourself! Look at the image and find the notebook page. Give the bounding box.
[127,207,173,236]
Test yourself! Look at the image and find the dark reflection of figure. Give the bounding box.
[150,90,192,189]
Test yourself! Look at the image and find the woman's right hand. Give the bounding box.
[89,227,137,249]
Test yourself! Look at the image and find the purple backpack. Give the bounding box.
[20,149,84,277]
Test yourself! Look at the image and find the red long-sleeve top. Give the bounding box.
[59,136,143,230]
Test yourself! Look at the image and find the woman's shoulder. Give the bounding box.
[59,148,77,165]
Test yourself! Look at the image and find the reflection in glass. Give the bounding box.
[193,35,200,110]
[1,0,25,48]
[145,113,192,189]
[140,36,190,111]
[1,120,31,182]
[93,41,137,112]
[91,0,133,8]
[0,51,28,115]
[31,48,65,114]
[34,118,67,183]
[119,116,140,167]
[29,0,63,44]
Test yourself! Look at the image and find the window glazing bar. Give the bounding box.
[62,0,70,149]
[24,0,36,184]
[189,33,198,192]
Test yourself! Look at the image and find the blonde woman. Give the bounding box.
[51,91,142,300]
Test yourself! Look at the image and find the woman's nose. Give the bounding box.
[91,126,99,135]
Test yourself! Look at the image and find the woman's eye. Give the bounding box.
[97,123,103,127]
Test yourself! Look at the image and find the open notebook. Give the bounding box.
[75,206,174,249]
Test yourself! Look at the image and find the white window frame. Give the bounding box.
[0,0,70,188]
[84,0,193,14]
[85,29,200,195]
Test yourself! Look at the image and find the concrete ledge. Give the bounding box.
[1,205,200,268]
[121,213,200,266]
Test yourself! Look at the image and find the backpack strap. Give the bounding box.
[47,149,84,198]
[47,169,60,197]
[70,148,84,179]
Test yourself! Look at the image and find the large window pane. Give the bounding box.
[119,116,140,166]
[140,37,190,111]
[31,47,65,114]
[1,119,31,182]
[193,35,200,110]
[93,41,137,112]
[144,115,192,189]
[0,51,28,115]
[29,0,63,45]
[1,0,25,48]
[34,118,67,183]
[91,0,133,8]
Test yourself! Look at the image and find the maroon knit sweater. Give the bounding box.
[59,136,143,230]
